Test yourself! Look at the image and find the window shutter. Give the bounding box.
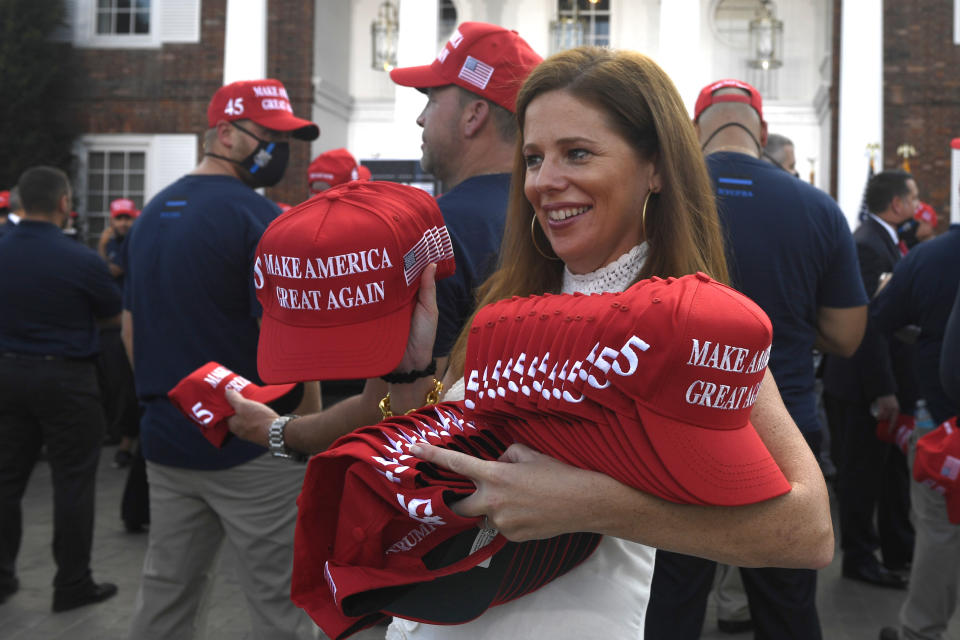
[149,135,199,199]
[158,0,200,44]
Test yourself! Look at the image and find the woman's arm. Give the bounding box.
[411,369,833,570]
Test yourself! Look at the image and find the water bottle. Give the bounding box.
[915,399,935,432]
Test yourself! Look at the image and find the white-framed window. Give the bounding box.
[58,0,199,48]
[955,0,960,45]
[96,0,151,36]
[74,134,197,244]
[559,0,611,48]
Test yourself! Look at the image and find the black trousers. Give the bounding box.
[646,550,821,640]
[0,357,105,590]
[97,328,139,440]
[826,394,913,568]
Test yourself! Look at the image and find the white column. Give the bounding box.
[389,0,438,158]
[837,0,882,229]
[223,0,267,84]
[657,0,701,117]
[951,139,960,224]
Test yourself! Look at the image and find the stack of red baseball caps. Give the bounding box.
[292,401,600,639]
[168,361,295,447]
[461,272,790,507]
[913,416,960,523]
[254,180,456,383]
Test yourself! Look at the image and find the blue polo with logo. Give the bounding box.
[707,152,867,433]
[124,174,283,469]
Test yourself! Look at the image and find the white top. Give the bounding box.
[386,246,655,640]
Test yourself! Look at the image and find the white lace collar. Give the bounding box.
[561,244,648,295]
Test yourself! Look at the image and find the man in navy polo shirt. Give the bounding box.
[123,79,320,640]
[0,166,121,612]
[644,79,869,640]
[874,221,960,640]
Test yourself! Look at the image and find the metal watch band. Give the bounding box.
[268,414,304,461]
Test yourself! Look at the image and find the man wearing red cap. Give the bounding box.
[898,201,939,252]
[226,24,541,459]
[122,79,320,639]
[872,210,960,640]
[643,79,870,640]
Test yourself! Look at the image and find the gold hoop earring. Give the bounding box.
[530,215,560,261]
[641,190,654,242]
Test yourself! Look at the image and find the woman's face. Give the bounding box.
[522,89,659,275]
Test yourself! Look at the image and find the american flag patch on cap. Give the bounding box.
[403,226,454,286]
[458,56,494,90]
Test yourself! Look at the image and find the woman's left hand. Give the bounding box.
[410,441,609,541]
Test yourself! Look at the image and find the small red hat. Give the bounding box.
[0,191,9,209]
[913,417,960,523]
[109,198,139,218]
[167,362,295,448]
[915,201,938,227]
[694,79,765,124]
[307,149,371,194]
[207,78,319,141]
[389,22,542,113]
[254,180,455,383]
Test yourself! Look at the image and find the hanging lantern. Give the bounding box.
[748,0,783,71]
[371,1,399,72]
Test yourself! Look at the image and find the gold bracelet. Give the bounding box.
[378,378,445,419]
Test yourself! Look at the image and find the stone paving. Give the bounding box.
[1,445,957,640]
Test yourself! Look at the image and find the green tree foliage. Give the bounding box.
[0,0,79,189]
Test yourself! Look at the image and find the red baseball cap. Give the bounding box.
[109,198,139,218]
[0,191,8,209]
[389,22,542,113]
[694,79,765,124]
[255,180,456,383]
[307,149,371,194]
[207,78,320,141]
[915,201,938,227]
[167,361,295,448]
[913,417,960,523]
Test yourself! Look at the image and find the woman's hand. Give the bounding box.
[410,441,610,541]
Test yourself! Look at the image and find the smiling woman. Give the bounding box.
[380,46,834,640]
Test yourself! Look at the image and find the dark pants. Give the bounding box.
[827,394,914,568]
[97,328,139,440]
[646,551,822,640]
[0,357,105,591]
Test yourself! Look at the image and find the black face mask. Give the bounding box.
[700,122,763,156]
[209,122,290,188]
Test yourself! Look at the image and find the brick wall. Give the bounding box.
[884,0,960,229]
[67,0,316,205]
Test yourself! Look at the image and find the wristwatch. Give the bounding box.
[268,414,306,462]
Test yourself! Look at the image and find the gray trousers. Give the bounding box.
[128,455,318,640]
[900,428,960,640]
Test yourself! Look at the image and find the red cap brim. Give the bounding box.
[389,64,448,90]
[257,300,413,383]
[250,112,320,141]
[639,408,791,506]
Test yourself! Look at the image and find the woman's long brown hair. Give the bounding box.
[447,47,729,379]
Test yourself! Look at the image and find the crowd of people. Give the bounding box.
[0,19,958,640]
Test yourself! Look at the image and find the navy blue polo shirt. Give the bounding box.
[0,219,121,358]
[707,152,867,433]
[124,174,282,470]
[433,173,510,358]
[872,225,960,422]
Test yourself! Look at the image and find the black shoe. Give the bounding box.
[112,449,133,469]
[52,581,118,612]
[843,561,908,589]
[718,618,754,634]
[0,577,19,604]
[879,627,899,640]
